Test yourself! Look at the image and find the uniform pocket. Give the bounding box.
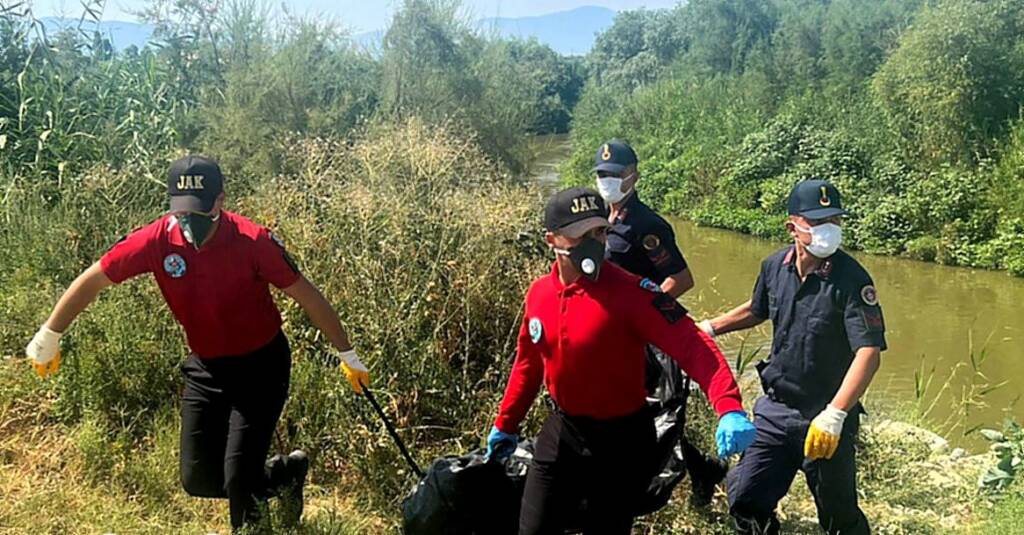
[801,317,844,395]
[805,316,835,335]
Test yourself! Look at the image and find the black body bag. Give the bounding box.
[396,348,692,534]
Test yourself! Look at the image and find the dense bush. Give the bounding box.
[0,119,550,511]
[0,0,583,528]
[872,0,1024,166]
[0,0,583,186]
[566,0,1024,276]
[241,120,549,503]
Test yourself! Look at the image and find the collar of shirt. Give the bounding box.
[166,212,232,249]
[782,245,834,280]
[611,191,641,223]
[546,261,595,296]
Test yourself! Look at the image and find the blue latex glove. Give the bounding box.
[485,425,518,461]
[716,411,757,458]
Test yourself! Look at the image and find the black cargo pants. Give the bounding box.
[179,330,293,530]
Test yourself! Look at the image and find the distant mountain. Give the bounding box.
[356,6,617,56]
[43,5,617,56]
[40,17,154,50]
[481,6,616,55]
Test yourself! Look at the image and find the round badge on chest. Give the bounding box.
[528,317,543,344]
[163,253,187,278]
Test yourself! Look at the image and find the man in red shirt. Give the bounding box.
[485,188,757,534]
[24,155,369,533]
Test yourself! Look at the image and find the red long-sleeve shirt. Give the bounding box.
[495,262,743,433]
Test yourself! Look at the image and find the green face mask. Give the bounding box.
[178,212,218,249]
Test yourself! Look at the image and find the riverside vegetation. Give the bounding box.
[565,0,1024,277]
[0,0,1021,533]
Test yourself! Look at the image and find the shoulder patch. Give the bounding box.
[642,234,661,251]
[639,278,662,293]
[268,231,300,274]
[269,231,286,249]
[651,292,687,324]
[860,285,879,306]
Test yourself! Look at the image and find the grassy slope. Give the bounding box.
[0,361,1001,535]
[0,361,381,534]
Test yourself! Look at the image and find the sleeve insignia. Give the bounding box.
[639,278,662,293]
[861,285,879,306]
[642,234,661,251]
[652,292,687,324]
[269,231,286,249]
[269,231,300,274]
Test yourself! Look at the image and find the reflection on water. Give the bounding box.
[527,134,571,188]
[675,220,1023,448]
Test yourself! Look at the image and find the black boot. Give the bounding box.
[683,438,728,507]
[278,449,309,528]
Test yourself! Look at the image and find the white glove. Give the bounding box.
[697,319,716,338]
[805,404,848,460]
[339,349,370,393]
[26,325,63,378]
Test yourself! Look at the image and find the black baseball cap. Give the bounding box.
[787,179,848,220]
[167,155,224,213]
[544,187,610,238]
[593,140,638,175]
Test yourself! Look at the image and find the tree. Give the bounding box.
[872,0,1024,165]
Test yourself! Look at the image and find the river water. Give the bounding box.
[529,134,1022,450]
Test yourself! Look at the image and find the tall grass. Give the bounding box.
[912,331,1009,440]
[0,119,550,531]
[241,119,550,507]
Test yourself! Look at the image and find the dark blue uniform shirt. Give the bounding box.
[750,246,886,414]
[606,193,688,283]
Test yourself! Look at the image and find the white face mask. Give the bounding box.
[596,174,632,204]
[793,222,842,258]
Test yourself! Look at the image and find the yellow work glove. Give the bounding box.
[339,349,370,394]
[804,405,847,460]
[26,325,63,379]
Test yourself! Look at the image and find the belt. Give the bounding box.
[764,382,827,417]
[548,401,652,456]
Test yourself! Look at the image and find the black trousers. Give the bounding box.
[727,396,869,535]
[179,331,292,530]
[519,409,657,535]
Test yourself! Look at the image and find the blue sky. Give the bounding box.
[34,0,680,32]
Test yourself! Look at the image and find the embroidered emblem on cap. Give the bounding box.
[642,234,661,251]
[176,174,206,191]
[528,318,543,344]
[570,195,600,214]
[601,144,611,161]
[163,254,187,279]
[819,186,832,207]
[861,285,879,306]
